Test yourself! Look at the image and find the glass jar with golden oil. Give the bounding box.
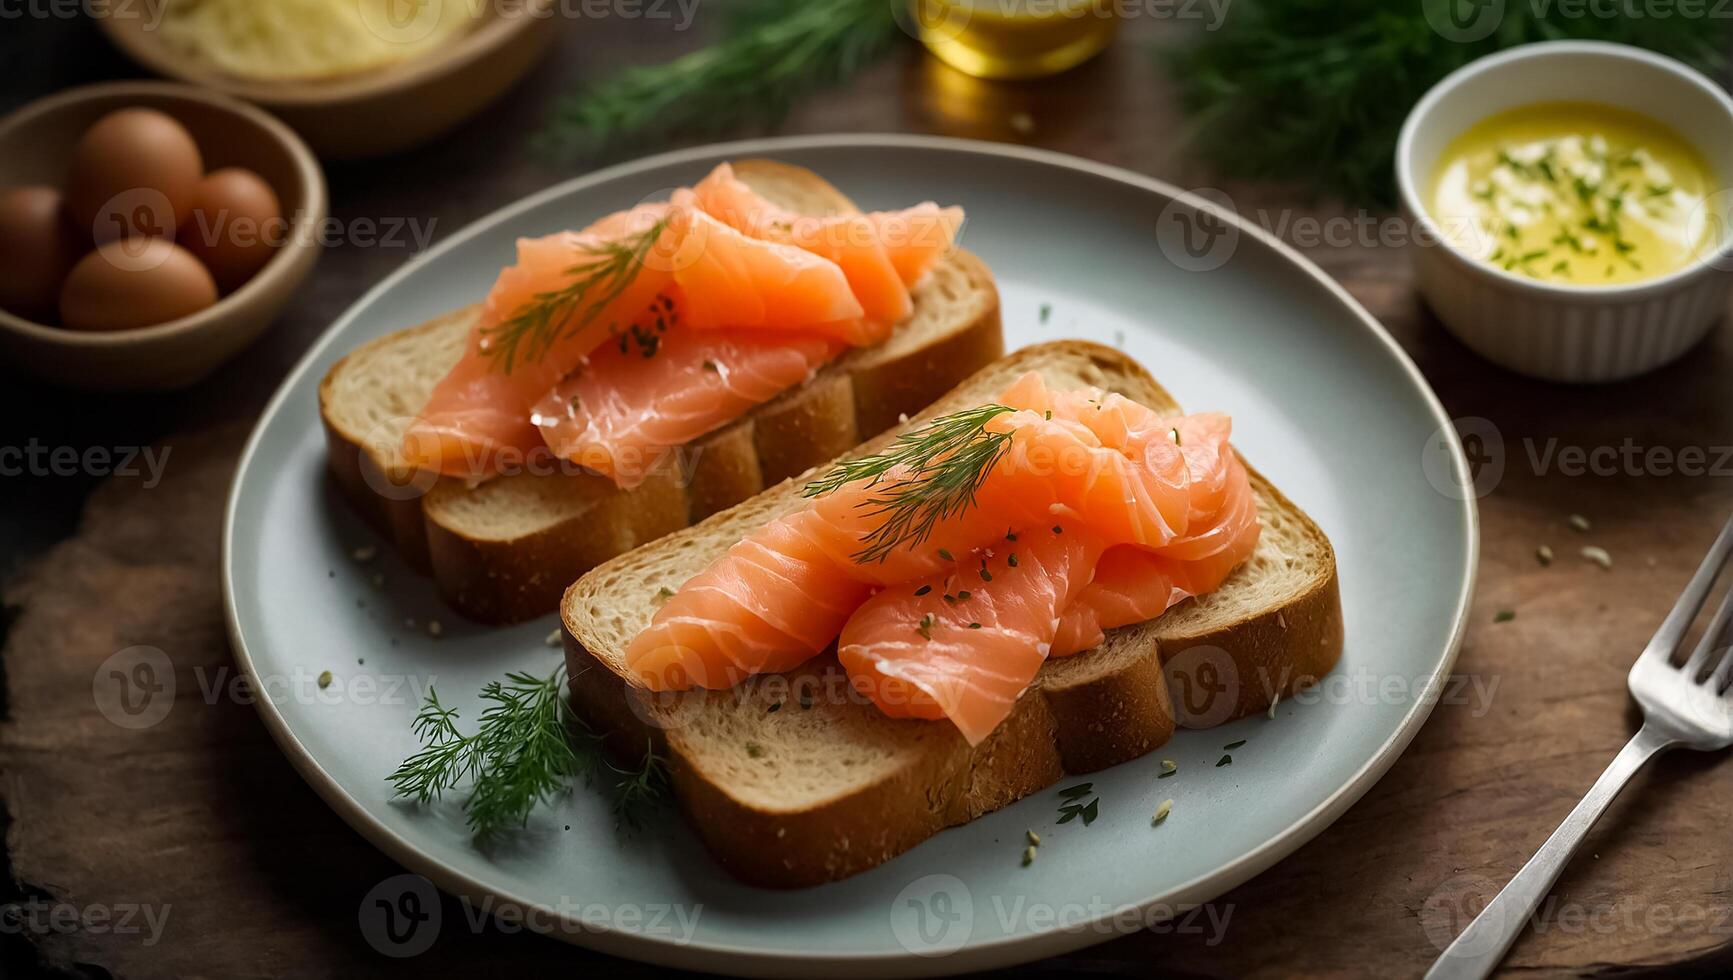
[910,0,1119,80]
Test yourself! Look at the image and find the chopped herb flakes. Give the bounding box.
[1494,609,1517,623]
[1056,783,1099,825]
[1216,755,1232,767]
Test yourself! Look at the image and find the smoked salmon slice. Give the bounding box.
[692,162,965,332]
[404,203,676,476]
[838,526,1101,745]
[532,325,842,488]
[628,508,872,690]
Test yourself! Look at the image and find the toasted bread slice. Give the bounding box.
[562,341,1343,888]
[320,160,1004,623]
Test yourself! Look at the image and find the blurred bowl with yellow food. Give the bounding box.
[94,0,561,158]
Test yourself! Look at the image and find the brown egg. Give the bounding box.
[59,238,218,332]
[0,186,82,323]
[181,167,282,292]
[65,108,203,245]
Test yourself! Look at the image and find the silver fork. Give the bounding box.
[1426,514,1733,980]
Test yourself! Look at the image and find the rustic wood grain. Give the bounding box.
[3,13,1733,980]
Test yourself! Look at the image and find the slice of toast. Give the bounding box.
[562,340,1343,888]
[320,160,1004,623]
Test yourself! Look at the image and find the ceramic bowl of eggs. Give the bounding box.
[0,81,325,390]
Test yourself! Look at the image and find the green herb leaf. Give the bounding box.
[1166,3,1727,204]
[802,404,1017,563]
[388,666,665,838]
[539,0,900,155]
[480,217,670,372]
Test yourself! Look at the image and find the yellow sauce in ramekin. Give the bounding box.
[1430,102,1715,286]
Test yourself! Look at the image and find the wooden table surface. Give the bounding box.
[3,13,1732,980]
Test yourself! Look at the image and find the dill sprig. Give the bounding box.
[1165,0,1728,205]
[388,666,666,839]
[479,216,670,372]
[539,0,900,155]
[803,403,1016,563]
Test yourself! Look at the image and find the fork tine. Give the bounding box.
[1682,583,1733,678]
[1711,645,1733,694]
[1642,513,1733,666]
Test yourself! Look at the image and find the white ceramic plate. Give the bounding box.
[223,136,1477,977]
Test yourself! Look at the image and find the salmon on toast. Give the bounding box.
[319,159,1003,625]
[401,163,966,485]
[624,372,1261,745]
[561,341,1342,888]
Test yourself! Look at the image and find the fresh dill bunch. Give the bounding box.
[540,0,901,155]
[389,666,665,838]
[480,216,670,372]
[803,403,1016,563]
[1165,0,1729,205]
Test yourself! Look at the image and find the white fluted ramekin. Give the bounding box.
[1397,41,1733,383]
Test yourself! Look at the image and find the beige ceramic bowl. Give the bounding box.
[0,82,326,391]
[95,0,561,159]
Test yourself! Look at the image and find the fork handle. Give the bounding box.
[1425,724,1678,980]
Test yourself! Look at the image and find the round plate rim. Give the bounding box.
[221,133,1479,977]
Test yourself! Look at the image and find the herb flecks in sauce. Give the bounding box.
[1430,102,1712,286]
